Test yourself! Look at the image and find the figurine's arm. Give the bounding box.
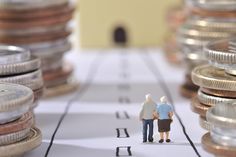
[139,105,144,121]
[168,112,173,118]
[153,111,159,119]
[168,105,174,119]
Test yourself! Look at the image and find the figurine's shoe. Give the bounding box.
[148,139,153,142]
[166,139,171,143]
[143,140,147,143]
[158,139,164,143]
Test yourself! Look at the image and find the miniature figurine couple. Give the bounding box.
[139,94,173,143]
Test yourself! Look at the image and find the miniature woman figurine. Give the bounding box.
[155,96,173,143]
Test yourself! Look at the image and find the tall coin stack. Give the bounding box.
[0,46,43,108]
[0,0,77,97]
[191,39,236,131]
[202,103,236,157]
[164,5,186,65]
[191,38,236,156]
[0,83,42,157]
[177,0,236,98]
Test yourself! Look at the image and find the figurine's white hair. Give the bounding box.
[160,96,167,103]
[145,94,152,101]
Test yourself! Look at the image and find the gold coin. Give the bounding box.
[202,132,236,157]
[0,127,42,157]
[192,65,236,91]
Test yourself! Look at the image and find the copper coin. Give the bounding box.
[202,133,236,157]
[201,87,236,98]
[191,96,209,117]
[43,63,73,82]
[33,87,44,102]
[0,11,72,30]
[0,4,73,20]
[185,73,197,87]
[43,64,73,88]
[44,76,70,88]
[190,7,236,18]
[180,84,198,99]
[0,30,70,44]
[0,112,33,135]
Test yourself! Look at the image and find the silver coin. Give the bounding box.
[0,56,41,76]
[204,39,236,72]
[187,16,236,30]
[0,0,68,10]
[0,128,30,146]
[0,24,67,36]
[198,90,236,107]
[211,130,236,147]
[0,104,29,124]
[199,116,210,131]
[207,103,236,128]
[30,41,71,58]
[0,45,30,65]
[0,83,33,112]
[19,39,68,51]
[189,0,236,11]
[0,70,44,91]
[40,54,63,72]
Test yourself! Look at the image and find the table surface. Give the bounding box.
[25,48,213,157]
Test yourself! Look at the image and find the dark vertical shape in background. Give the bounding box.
[113,26,127,46]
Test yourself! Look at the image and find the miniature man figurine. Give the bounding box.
[139,94,156,143]
[156,96,173,143]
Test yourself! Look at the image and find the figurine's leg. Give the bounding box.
[165,119,171,143]
[142,120,147,142]
[165,132,169,140]
[148,120,154,142]
[158,119,164,143]
[159,132,164,143]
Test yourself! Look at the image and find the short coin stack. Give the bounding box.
[0,83,42,157]
[0,0,77,97]
[202,103,236,157]
[177,0,236,98]
[0,45,43,108]
[191,39,236,131]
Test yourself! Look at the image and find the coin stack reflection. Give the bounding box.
[0,83,41,157]
[191,39,236,156]
[177,0,236,98]
[0,0,77,97]
[0,46,43,108]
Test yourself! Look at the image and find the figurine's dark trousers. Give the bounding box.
[143,119,154,142]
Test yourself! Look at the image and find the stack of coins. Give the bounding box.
[0,45,43,108]
[163,5,186,65]
[202,103,236,157]
[0,83,42,157]
[0,0,77,97]
[191,39,236,131]
[177,0,236,98]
